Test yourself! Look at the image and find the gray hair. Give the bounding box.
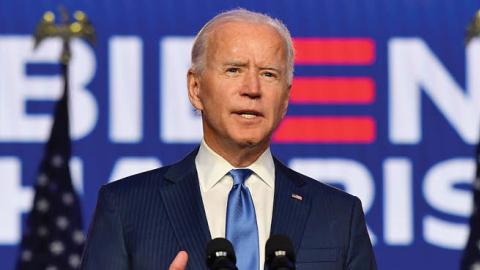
[190,8,295,84]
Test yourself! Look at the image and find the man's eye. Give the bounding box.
[262,72,276,78]
[226,67,240,73]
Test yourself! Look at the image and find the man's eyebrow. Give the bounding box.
[222,62,282,73]
[223,61,248,67]
[259,66,281,73]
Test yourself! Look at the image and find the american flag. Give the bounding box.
[462,138,480,270]
[15,64,85,270]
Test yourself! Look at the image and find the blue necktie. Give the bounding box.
[226,169,259,270]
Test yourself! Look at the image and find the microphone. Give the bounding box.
[265,235,296,270]
[206,238,238,270]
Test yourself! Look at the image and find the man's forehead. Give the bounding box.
[207,21,286,56]
[210,21,278,38]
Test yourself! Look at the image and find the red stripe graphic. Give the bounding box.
[290,77,375,104]
[273,117,376,143]
[294,38,375,65]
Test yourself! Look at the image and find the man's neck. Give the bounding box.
[203,137,269,167]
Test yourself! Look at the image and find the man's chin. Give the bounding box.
[233,136,270,149]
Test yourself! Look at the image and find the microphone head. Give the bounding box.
[265,235,295,269]
[206,238,237,269]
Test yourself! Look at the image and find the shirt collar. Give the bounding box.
[195,139,275,192]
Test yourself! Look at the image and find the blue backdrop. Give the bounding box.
[1,0,480,269]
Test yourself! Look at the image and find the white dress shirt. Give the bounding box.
[195,139,275,270]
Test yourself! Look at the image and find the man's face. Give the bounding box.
[188,21,290,151]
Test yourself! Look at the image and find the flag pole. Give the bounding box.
[15,7,95,270]
[461,10,480,270]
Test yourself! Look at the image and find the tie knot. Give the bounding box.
[229,169,253,185]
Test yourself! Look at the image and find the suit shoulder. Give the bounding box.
[277,159,359,205]
[99,150,198,198]
[100,165,171,195]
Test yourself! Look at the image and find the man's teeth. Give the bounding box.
[240,113,256,119]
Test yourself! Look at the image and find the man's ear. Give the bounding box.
[280,84,291,117]
[187,69,204,111]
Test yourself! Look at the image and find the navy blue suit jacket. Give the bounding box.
[80,150,376,270]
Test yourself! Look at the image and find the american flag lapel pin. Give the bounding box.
[291,193,303,201]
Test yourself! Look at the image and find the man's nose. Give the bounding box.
[241,70,261,99]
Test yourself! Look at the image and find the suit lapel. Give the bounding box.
[158,152,311,267]
[158,150,211,270]
[270,158,312,252]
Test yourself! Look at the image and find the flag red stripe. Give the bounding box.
[293,38,375,65]
[290,77,375,104]
[273,117,376,143]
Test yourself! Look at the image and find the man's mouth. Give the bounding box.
[240,113,257,119]
[234,110,262,119]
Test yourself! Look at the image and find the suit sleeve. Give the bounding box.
[346,197,377,270]
[80,186,129,270]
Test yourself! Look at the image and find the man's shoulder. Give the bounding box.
[101,165,172,195]
[101,149,198,196]
[275,158,359,205]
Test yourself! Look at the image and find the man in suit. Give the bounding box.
[81,8,376,270]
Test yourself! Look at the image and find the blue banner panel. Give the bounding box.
[1,0,480,269]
